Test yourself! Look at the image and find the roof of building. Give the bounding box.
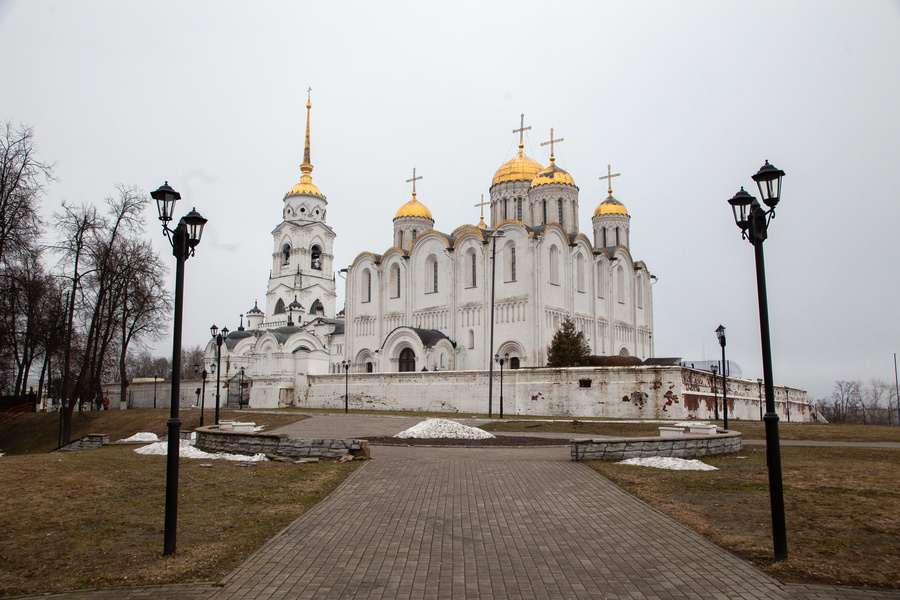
[594,194,629,217]
[410,327,452,348]
[394,192,434,220]
[492,144,544,187]
[530,157,577,189]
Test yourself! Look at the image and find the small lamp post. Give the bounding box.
[238,367,245,410]
[487,229,505,417]
[495,352,509,419]
[727,160,787,560]
[153,373,159,409]
[151,181,207,557]
[210,324,229,425]
[193,364,208,426]
[757,378,764,421]
[342,360,350,413]
[716,324,728,430]
[710,363,719,421]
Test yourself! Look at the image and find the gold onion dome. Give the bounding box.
[530,158,576,189]
[492,144,544,187]
[395,193,433,220]
[286,178,324,199]
[594,194,629,217]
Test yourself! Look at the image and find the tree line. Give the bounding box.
[0,122,172,443]
[814,380,899,426]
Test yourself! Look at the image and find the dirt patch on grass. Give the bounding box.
[586,446,900,589]
[0,444,359,595]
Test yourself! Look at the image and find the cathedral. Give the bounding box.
[210,100,655,408]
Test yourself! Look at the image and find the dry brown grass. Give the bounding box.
[586,446,900,589]
[0,444,361,596]
[0,410,307,455]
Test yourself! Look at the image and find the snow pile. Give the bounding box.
[394,418,495,440]
[618,457,718,471]
[134,439,268,462]
[119,432,159,443]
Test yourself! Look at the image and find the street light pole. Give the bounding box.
[153,374,158,409]
[727,160,788,561]
[487,229,505,418]
[495,352,508,419]
[210,324,229,425]
[757,378,764,421]
[342,360,349,413]
[710,363,719,421]
[194,364,207,427]
[151,182,207,557]
[716,325,728,430]
[238,367,245,410]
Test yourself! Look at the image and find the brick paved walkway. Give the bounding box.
[9,415,897,600]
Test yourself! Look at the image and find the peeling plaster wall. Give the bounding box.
[303,366,811,421]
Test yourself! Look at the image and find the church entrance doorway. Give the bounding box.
[510,357,520,369]
[399,348,416,372]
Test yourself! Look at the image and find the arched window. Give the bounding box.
[434,260,439,292]
[281,244,291,266]
[557,199,564,226]
[399,348,416,372]
[542,200,547,225]
[601,228,607,247]
[615,227,620,246]
[310,245,322,270]
[503,198,508,220]
[510,245,517,281]
[412,230,417,242]
[390,263,400,299]
[425,255,438,293]
[549,245,559,285]
[274,298,285,314]
[468,329,475,349]
[362,269,372,303]
[510,357,520,369]
[366,362,374,373]
[616,265,625,304]
[468,250,477,287]
[516,198,523,221]
[575,253,585,292]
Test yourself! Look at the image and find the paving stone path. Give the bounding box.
[12,415,898,600]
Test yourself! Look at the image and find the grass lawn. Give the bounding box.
[586,446,900,589]
[0,444,361,596]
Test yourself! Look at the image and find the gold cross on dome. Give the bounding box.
[406,167,423,196]
[512,114,531,146]
[307,87,312,101]
[541,128,564,160]
[474,194,490,219]
[599,164,621,196]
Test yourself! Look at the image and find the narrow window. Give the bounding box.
[468,329,475,349]
[617,266,625,303]
[366,362,374,373]
[542,200,547,225]
[390,264,400,299]
[363,269,371,303]
[274,298,285,314]
[597,263,606,298]
[412,230,417,242]
[557,199,563,226]
[282,244,291,266]
[602,228,607,247]
[510,246,516,281]
[637,276,643,308]
[433,260,438,292]
[310,245,322,270]
[615,227,620,246]
[503,198,508,220]
[471,251,477,287]
[576,254,585,292]
[516,198,523,221]
[549,245,559,285]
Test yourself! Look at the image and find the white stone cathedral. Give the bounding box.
[210,104,655,408]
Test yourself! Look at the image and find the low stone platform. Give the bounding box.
[195,425,369,460]
[571,430,742,461]
[56,434,109,452]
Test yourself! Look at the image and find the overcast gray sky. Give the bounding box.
[2,0,899,401]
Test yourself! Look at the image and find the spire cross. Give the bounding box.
[512,114,531,147]
[307,87,311,102]
[474,194,490,220]
[406,167,423,196]
[599,164,621,196]
[540,128,564,161]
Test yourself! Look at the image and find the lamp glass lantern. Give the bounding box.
[715,324,726,346]
[751,160,785,209]
[180,208,208,248]
[151,182,180,223]
[728,187,754,233]
[210,362,216,375]
[210,324,218,339]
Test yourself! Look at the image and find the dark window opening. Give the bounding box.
[510,357,520,369]
[399,348,416,372]
[579,379,592,388]
[311,245,322,270]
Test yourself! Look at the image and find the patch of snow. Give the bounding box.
[394,418,495,440]
[618,457,718,471]
[134,440,268,462]
[119,432,159,443]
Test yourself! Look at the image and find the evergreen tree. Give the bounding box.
[546,317,590,367]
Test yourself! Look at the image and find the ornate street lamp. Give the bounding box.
[342,360,350,413]
[238,366,245,410]
[716,325,728,430]
[487,229,505,417]
[495,352,509,419]
[727,160,787,560]
[193,363,208,426]
[710,363,719,421]
[210,324,229,425]
[151,181,207,557]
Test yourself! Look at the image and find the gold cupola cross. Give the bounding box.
[513,114,531,148]
[541,128,564,162]
[406,167,423,197]
[599,164,621,196]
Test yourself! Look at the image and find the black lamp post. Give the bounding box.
[487,229,505,417]
[151,181,207,557]
[238,367,245,410]
[757,378,764,421]
[710,363,719,421]
[194,363,208,427]
[727,160,787,560]
[210,324,229,425]
[495,352,509,419]
[716,324,728,430]
[342,359,349,413]
[153,373,159,409]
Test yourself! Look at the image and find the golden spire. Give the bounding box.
[599,164,621,196]
[300,87,313,181]
[540,128,564,164]
[513,113,531,152]
[406,167,423,198]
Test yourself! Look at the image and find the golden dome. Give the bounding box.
[394,193,433,220]
[477,214,488,229]
[594,195,629,217]
[492,144,544,187]
[286,179,325,199]
[530,158,576,189]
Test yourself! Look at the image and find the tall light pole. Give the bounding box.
[487,229,505,417]
[194,364,207,427]
[894,354,899,427]
[710,363,719,421]
[342,359,349,413]
[151,181,207,557]
[210,324,229,425]
[727,160,787,560]
[238,367,245,410]
[716,325,728,430]
[757,378,764,421]
[495,352,509,419]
